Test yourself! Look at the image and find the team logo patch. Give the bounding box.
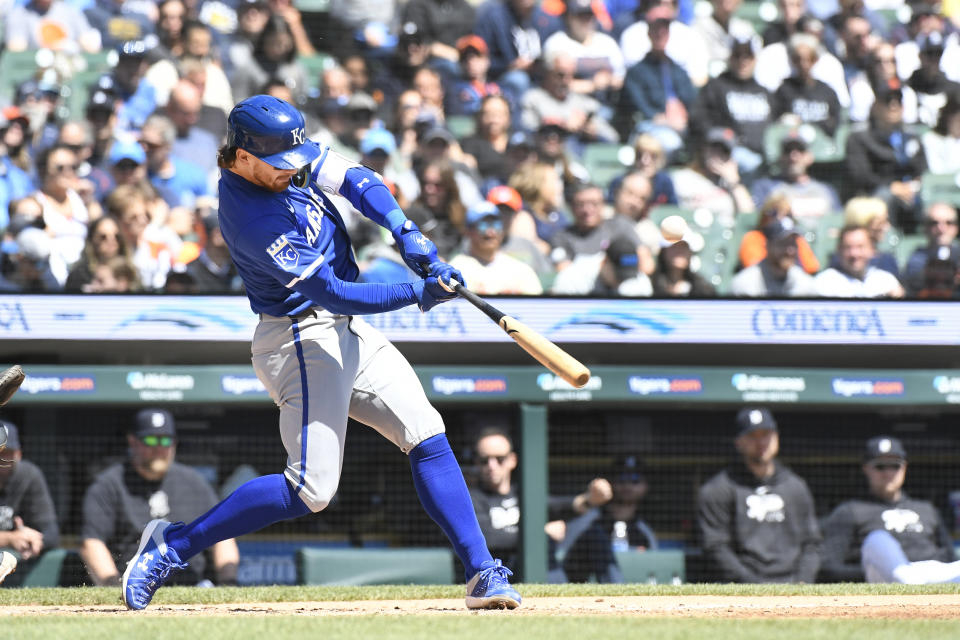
[291,127,305,145]
[267,235,300,268]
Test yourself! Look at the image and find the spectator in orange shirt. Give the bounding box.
[738,193,820,274]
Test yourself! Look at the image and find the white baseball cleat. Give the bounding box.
[0,551,17,585]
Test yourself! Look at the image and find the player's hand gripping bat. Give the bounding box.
[449,281,591,388]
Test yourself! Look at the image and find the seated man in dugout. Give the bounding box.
[80,409,239,587]
[820,436,960,583]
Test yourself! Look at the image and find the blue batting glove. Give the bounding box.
[393,220,438,277]
[417,276,458,312]
[428,261,465,292]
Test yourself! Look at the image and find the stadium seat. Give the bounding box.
[697,232,738,294]
[732,0,779,35]
[0,50,42,106]
[921,172,960,208]
[298,54,334,90]
[613,549,685,584]
[583,142,630,191]
[295,0,332,10]
[446,114,476,139]
[895,233,928,267]
[297,547,455,585]
[734,210,760,237]
[763,122,847,166]
[805,211,845,265]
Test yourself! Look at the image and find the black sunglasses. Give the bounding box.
[870,462,903,471]
[477,454,510,465]
[140,435,173,447]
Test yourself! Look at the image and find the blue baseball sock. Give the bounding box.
[166,473,310,561]
[409,433,493,580]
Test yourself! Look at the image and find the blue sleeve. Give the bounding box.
[337,166,407,232]
[235,217,422,315]
[293,260,422,315]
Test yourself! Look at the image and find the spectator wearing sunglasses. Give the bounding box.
[449,202,543,295]
[820,436,960,583]
[902,202,959,296]
[79,409,238,587]
[32,143,97,280]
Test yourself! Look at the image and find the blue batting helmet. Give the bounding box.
[227,95,321,170]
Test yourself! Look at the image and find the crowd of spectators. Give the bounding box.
[1,0,960,298]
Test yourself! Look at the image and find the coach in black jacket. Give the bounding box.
[820,436,958,583]
[697,407,821,583]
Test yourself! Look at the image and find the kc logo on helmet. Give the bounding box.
[291,128,305,145]
[267,235,300,268]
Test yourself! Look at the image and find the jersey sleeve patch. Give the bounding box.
[267,235,300,269]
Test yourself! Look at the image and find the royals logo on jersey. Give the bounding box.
[267,235,300,268]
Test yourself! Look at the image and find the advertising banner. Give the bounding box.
[1,296,959,346]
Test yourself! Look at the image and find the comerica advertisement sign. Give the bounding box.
[1,296,960,346]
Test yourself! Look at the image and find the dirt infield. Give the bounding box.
[5,594,960,618]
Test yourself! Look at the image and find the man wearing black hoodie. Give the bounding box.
[697,407,821,582]
[906,31,960,129]
[689,35,772,179]
[820,436,960,583]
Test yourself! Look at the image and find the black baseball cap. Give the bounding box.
[735,406,778,436]
[605,235,641,280]
[131,408,176,438]
[0,420,20,450]
[864,436,907,462]
[765,217,801,244]
[780,131,809,152]
[610,453,646,484]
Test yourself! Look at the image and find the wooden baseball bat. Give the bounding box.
[452,282,591,388]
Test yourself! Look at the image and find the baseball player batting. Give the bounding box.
[121,96,521,610]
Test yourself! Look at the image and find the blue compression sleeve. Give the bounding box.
[167,474,310,561]
[293,263,423,315]
[339,166,407,232]
[409,434,493,580]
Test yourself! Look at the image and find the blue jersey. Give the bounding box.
[218,145,420,317]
